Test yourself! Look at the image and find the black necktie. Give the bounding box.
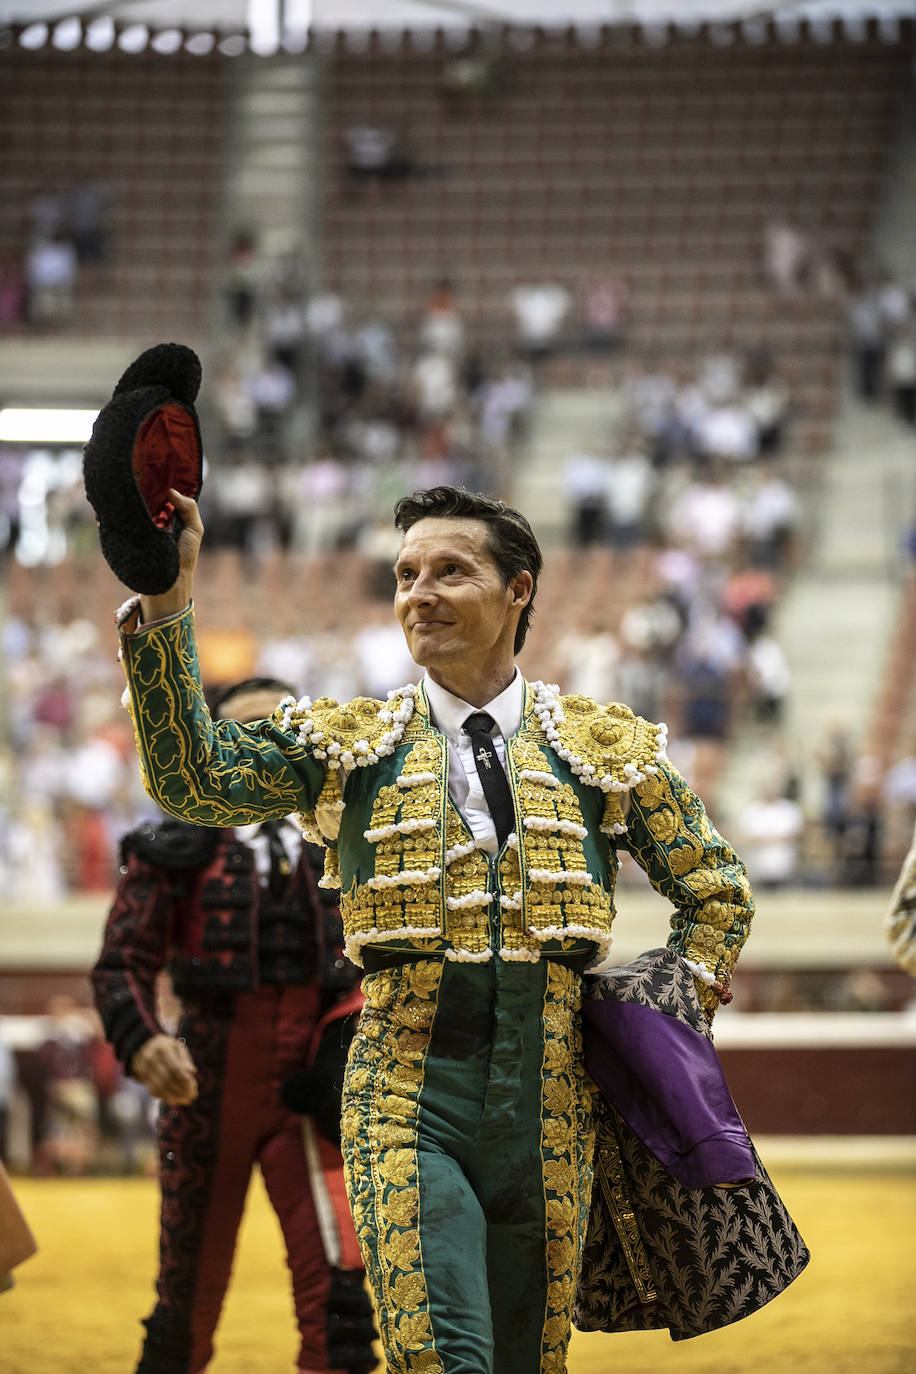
[261,819,292,899]
[463,711,515,847]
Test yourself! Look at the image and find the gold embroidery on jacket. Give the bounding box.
[626,765,753,1016]
[341,961,444,1372]
[509,735,613,947]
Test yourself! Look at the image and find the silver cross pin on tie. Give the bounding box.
[475,745,492,770]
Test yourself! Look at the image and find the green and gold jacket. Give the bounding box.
[120,604,753,1018]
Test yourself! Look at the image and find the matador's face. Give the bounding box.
[393,516,529,689]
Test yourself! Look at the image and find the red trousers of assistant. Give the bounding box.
[137,984,360,1374]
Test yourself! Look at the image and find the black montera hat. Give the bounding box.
[83,343,203,595]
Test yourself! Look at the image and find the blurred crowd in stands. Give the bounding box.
[846,261,916,427]
[2,250,916,1178]
[762,217,916,428]
[175,236,542,567]
[555,336,915,896]
[2,244,915,906]
[0,183,110,331]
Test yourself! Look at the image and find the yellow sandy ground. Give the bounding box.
[2,1165,914,1374]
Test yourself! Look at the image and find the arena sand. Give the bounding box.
[1,1163,913,1373]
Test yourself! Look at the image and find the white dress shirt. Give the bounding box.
[233,817,301,884]
[423,669,525,856]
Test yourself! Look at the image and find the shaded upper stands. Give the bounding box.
[320,20,914,453]
[1,18,915,901]
[0,20,911,451]
[0,43,229,343]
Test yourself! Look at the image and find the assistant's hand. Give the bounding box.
[139,489,204,624]
[131,1032,199,1105]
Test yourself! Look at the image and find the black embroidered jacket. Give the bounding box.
[91,816,360,1071]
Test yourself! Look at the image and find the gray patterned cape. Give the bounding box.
[574,947,810,1340]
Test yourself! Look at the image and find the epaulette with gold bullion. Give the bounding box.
[274,685,422,888]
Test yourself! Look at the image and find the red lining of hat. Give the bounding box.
[132,404,201,530]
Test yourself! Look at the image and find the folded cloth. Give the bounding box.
[582,947,755,1189]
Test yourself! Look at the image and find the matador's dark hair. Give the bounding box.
[393,485,542,653]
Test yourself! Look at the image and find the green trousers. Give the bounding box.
[341,957,595,1374]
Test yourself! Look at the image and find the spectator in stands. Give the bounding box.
[211,353,258,452]
[690,381,759,466]
[606,429,656,552]
[0,255,26,331]
[744,627,791,727]
[556,614,621,702]
[722,555,778,638]
[817,719,855,882]
[477,359,533,461]
[344,124,412,181]
[623,364,686,467]
[60,724,130,892]
[24,230,77,327]
[67,182,109,270]
[410,349,458,428]
[0,447,24,554]
[666,461,742,560]
[264,280,308,377]
[845,267,907,402]
[510,279,571,361]
[738,779,804,889]
[441,44,503,97]
[763,220,809,294]
[835,753,886,889]
[304,289,346,356]
[419,276,465,358]
[223,229,260,330]
[250,354,297,456]
[354,312,399,389]
[614,641,668,725]
[619,588,683,669]
[289,449,350,555]
[743,348,790,455]
[27,189,66,243]
[563,448,610,547]
[650,534,702,620]
[352,606,420,700]
[208,451,276,555]
[5,793,66,902]
[886,308,916,426]
[578,273,629,352]
[741,460,800,569]
[675,610,744,743]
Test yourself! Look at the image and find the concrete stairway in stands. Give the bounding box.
[220,52,321,280]
[716,388,916,828]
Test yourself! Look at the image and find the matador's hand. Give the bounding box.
[131,1033,199,1106]
[139,488,204,623]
